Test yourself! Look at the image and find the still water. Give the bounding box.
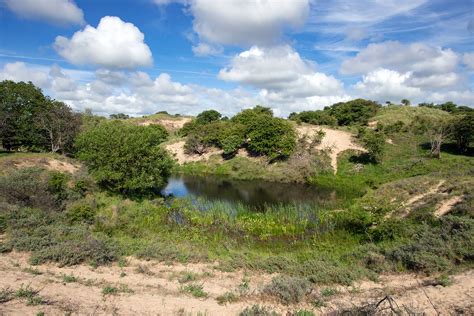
[162,174,338,210]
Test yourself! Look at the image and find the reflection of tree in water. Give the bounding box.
[179,175,337,209]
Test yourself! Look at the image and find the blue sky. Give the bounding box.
[0,0,472,117]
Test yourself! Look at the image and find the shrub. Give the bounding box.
[0,168,57,210]
[325,99,380,126]
[360,129,386,163]
[181,283,208,298]
[288,110,337,126]
[240,305,279,316]
[263,276,310,305]
[246,116,296,160]
[75,120,173,195]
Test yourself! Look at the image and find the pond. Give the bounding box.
[162,174,339,210]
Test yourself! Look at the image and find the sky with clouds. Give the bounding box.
[0,0,472,117]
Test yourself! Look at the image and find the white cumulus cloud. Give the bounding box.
[54,16,153,69]
[3,0,84,25]
[219,46,343,98]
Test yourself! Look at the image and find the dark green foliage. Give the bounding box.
[263,276,310,305]
[451,112,473,152]
[232,105,273,126]
[0,80,48,151]
[288,110,337,126]
[75,120,173,195]
[246,115,296,160]
[360,129,386,163]
[196,109,222,124]
[109,113,130,119]
[325,99,380,126]
[240,305,279,316]
[0,80,81,153]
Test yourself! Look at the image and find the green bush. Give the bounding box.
[325,99,380,126]
[75,120,173,195]
[360,129,386,163]
[288,110,337,126]
[246,115,296,160]
[263,276,310,305]
[240,305,279,316]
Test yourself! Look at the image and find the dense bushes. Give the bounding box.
[75,120,173,195]
[288,110,337,126]
[288,99,380,127]
[183,106,296,160]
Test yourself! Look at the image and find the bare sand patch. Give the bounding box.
[0,251,472,315]
[11,158,79,174]
[296,125,366,173]
[434,195,463,217]
[137,117,192,131]
[166,141,223,164]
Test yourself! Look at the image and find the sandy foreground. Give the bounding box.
[0,251,472,315]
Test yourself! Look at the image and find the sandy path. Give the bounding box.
[1,251,472,315]
[434,196,463,217]
[137,118,192,132]
[296,125,365,173]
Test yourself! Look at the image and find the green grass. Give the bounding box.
[181,283,208,298]
[370,105,450,126]
[62,274,77,283]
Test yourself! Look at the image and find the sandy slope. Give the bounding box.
[296,125,365,173]
[0,251,472,315]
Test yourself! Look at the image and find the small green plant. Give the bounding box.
[216,291,238,305]
[182,283,208,298]
[263,276,310,305]
[320,287,339,297]
[62,274,77,283]
[102,285,119,296]
[15,284,45,305]
[239,304,279,316]
[0,287,14,303]
[23,266,42,275]
[178,271,197,284]
[312,299,325,308]
[36,312,45,316]
[238,277,250,295]
[135,264,154,276]
[293,310,315,316]
[120,271,127,278]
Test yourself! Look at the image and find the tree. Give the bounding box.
[412,115,453,158]
[109,113,130,119]
[360,129,386,163]
[232,105,273,126]
[196,109,222,124]
[451,112,473,152]
[75,120,172,195]
[0,80,48,150]
[401,99,411,106]
[246,115,296,160]
[37,100,82,153]
[288,110,337,126]
[324,99,380,126]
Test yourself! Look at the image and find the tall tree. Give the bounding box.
[37,100,82,153]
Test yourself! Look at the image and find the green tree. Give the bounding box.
[196,109,222,124]
[324,99,380,126]
[288,110,337,126]
[232,105,273,126]
[0,80,48,150]
[360,129,386,163]
[38,100,82,153]
[412,115,453,159]
[109,113,130,119]
[401,99,411,106]
[451,112,473,152]
[75,120,173,195]
[246,115,296,160]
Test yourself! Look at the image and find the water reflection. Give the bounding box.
[162,174,337,210]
